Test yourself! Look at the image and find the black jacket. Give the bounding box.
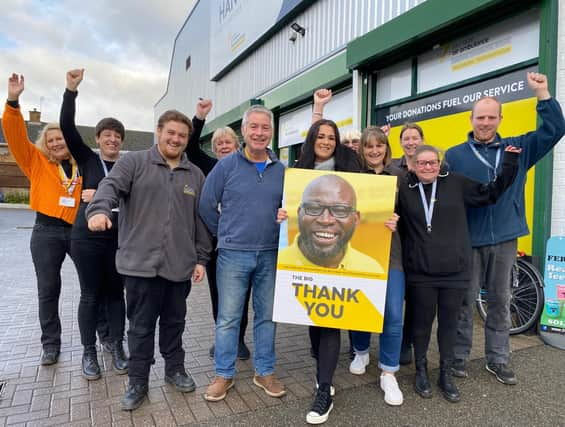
[185,117,217,176]
[397,151,519,287]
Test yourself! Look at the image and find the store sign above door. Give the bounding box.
[209,0,307,80]
[375,66,536,127]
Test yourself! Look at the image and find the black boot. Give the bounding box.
[414,356,432,398]
[438,360,461,403]
[121,383,148,411]
[82,345,101,380]
[111,340,128,375]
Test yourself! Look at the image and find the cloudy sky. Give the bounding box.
[0,0,196,131]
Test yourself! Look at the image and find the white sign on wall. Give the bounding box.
[417,11,539,93]
[209,0,306,79]
[278,89,354,148]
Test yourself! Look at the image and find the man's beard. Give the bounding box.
[297,224,354,266]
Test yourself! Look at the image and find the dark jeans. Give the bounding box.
[125,276,191,385]
[71,239,125,346]
[30,223,73,350]
[207,249,251,343]
[455,240,517,364]
[309,326,340,386]
[410,285,466,363]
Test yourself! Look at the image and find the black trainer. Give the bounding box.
[486,363,517,385]
[451,359,468,378]
[111,340,128,375]
[237,341,251,360]
[82,345,101,381]
[40,349,60,366]
[121,383,148,411]
[306,383,333,425]
[165,372,196,393]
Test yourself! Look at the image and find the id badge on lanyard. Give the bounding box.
[58,162,79,207]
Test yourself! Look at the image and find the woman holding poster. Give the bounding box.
[348,126,405,407]
[292,118,361,424]
[397,144,521,403]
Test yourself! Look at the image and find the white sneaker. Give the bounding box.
[349,352,370,375]
[380,373,403,406]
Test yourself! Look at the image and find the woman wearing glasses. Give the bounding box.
[396,144,520,403]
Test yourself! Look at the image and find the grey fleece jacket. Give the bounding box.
[86,145,212,282]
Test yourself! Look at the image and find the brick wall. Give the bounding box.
[552,1,565,236]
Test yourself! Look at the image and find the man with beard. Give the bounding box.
[278,174,383,273]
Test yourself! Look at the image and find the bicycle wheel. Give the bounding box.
[509,259,544,335]
[475,258,544,335]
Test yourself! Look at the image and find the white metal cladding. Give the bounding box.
[156,0,425,124]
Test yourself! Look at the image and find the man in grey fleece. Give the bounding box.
[86,110,212,411]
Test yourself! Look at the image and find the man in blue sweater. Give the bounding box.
[199,105,286,402]
[445,72,565,385]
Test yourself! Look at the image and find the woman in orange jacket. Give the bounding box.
[1,74,81,365]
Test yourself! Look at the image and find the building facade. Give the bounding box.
[156,0,565,262]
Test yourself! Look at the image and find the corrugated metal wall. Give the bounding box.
[156,0,425,123]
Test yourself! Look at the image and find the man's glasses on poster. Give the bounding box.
[301,203,356,218]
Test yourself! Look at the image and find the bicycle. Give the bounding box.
[476,255,544,335]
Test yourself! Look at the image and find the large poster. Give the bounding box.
[273,169,396,332]
[376,65,538,253]
[210,0,307,79]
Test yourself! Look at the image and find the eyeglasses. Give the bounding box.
[301,203,355,218]
[415,159,440,168]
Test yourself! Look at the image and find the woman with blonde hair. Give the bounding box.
[1,74,81,366]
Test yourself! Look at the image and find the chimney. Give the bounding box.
[29,108,41,123]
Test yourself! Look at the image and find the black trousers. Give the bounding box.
[30,223,73,350]
[309,326,340,386]
[71,238,125,346]
[401,289,413,349]
[409,285,466,363]
[207,248,251,342]
[125,276,191,385]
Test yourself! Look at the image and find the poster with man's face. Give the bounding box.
[273,169,397,332]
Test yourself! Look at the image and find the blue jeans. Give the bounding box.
[351,269,405,372]
[215,249,277,378]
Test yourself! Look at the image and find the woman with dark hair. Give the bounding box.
[2,73,81,366]
[292,116,361,424]
[59,69,128,380]
[397,144,520,403]
[348,127,405,406]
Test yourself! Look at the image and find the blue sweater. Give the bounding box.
[444,98,565,247]
[199,149,285,251]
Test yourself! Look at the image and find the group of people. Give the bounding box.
[2,69,564,424]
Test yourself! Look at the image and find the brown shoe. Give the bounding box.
[253,374,286,398]
[204,376,234,402]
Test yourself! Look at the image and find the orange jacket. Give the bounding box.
[1,104,81,224]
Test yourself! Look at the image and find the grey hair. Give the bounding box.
[241,105,274,128]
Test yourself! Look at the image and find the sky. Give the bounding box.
[0,0,196,131]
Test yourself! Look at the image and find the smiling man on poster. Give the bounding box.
[278,174,384,273]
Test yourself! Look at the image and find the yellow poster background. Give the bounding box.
[387,97,537,253]
[281,168,397,275]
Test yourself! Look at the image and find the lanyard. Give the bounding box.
[99,155,109,177]
[418,180,437,233]
[468,142,502,180]
[58,162,79,195]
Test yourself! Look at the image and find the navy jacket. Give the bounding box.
[444,98,565,247]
